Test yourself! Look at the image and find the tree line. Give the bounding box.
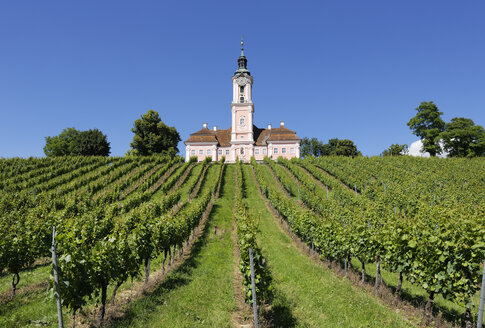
[44,110,181,157]
[302,101,484,158]
[300,138,361,158]
[407,101,484,157]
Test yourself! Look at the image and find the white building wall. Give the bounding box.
[186,142,300,163]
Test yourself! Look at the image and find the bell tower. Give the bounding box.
[231,39,254,149]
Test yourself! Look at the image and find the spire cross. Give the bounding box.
[241,36,244,56]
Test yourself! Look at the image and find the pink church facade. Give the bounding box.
[185,42,301,163]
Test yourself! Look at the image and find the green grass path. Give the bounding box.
[242,164,415,328]
[113,165,236,328]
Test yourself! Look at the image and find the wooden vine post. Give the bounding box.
[249,247,258,328]
[51,226,64,328]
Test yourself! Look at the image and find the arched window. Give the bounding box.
[240,85,244,93]
[240,96,244,103]
[241,148,244,155]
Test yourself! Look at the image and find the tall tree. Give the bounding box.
[129,110,181,156]
[440,117,485,157]
[407,101,445,156]
[382,144,408,156]
[44,127,80,157]
[73,129,110,156]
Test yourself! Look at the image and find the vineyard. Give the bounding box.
[0,156,484,328]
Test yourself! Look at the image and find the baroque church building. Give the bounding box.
[185,41,301,163]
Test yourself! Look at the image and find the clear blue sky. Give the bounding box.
[1,0,484,157]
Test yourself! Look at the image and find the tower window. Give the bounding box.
[240,85,244,93]
[240,116,245,126]
[241,148,244,155]
[240,96,244,103]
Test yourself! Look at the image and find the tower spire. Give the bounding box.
[235,37,250,76]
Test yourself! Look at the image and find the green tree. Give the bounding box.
[322,138,340,156]
[44,127,79,157]
[72,129,110,156]
[129,110,181,156]
[382,144,408,156]
[300,137,325,157]
[44,128,110,157]
[407,101,445,156]
[301,137,361,157]
[334,139,361,157]
[440,117,485,157]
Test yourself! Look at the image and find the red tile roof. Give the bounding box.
[254,125,300,145]
[185,125,300,146]
[215,128,232,147]
[185,127,218,143]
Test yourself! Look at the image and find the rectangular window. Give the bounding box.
[282,148,287,154]
[191,150,195,156]
[218,149,222,155]
[274,148,279,154]
[255,149,260,155]
[262,148,266,154]
[207,149,211,155]
[226,149,230,155]
[199,150,203,155]
[290,148,295,154]
[240,135,244,139]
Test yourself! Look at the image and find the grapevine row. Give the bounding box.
[54,160,225,324]
[253,157,485,326]
[234,159,272,305]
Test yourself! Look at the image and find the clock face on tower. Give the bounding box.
[236,77,250,86]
